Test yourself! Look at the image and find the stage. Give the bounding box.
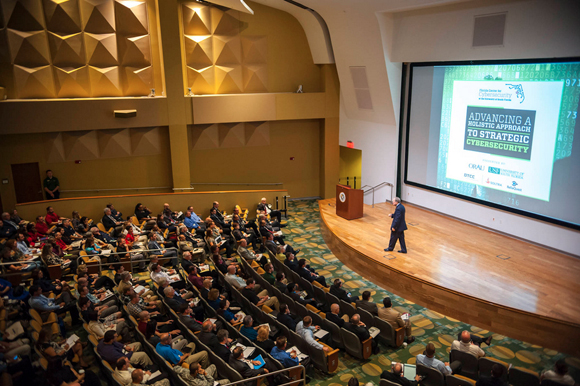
[318,198,580,356]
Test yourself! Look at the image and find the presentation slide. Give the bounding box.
[406,60,580,228]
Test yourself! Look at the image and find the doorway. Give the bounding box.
[339,146,362,189]
[11,162,44,203]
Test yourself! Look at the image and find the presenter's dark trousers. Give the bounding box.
[388,230,406,252]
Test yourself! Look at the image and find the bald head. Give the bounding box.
[203,279,212,289]
[138,311,149,321]
[241,239,247,247]
[160,333,171,344]
[393,363,403,375]
[227,265,236,274]
[202,320,213,332]
[460,330,471,343]
[331,304,340,314]
[132,369,144,383]
[351,314,360,324]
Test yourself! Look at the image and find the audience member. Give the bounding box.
[380,362,421,386]
[451,330,486,358]
[540,359,574,386]
[156,333,209,368]
[330,278,357,302]
[378,297,415,344]
[43,170,60,199]
[476,363,508,386]
[356,291,378,316]
[296,316,330,352]
[416,342,460,375]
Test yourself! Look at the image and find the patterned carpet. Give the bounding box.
[63,199,579,386]
[281,199,580,385]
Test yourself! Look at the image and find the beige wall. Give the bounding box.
[15,190,287,226]
[189,119,320,198]
[0,130,172,208]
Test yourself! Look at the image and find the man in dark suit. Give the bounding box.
[198,320,218,348]
[102,208,124,236]
[330,279,358,302]
[210,208,231,235]
[297,259,327,287]
[385,197,408,253]
[380,363,421,386]
[326,304,346,328]
[284,252,300,272]
[177,304,202,333]
[215,329,233,363]
[355,291,378,316]
[275,272,289,294]
[344,314,378,354]
[288,283,316,306]
[229,346,270,378]
[475,364,508,386]
[277,303,299,331]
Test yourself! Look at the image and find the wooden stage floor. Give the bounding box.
[318,198,580,356]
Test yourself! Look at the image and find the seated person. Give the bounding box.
[326,303,348,328]
[355,291,378,316]
[156,333,209,368]
[237,238,267,266]
[225,265,248,290]
[36,328,87,368]
[115,357,170,386]
[195,322,221,349]
[476,363,508,386]
[217,299,243,325]
[150,263,186,290]
[214,329,233,362]
[29,284,79,324]
[210,245,230,274]
[297,258,327,287]
[255,325,275,353]
[284,252,299,272]
[147,232,177,266]
[540,359,574,386]
[129,368,170,386]
[179,226,205,250]
[330,278,356,302]
[242,278,280,311]
[240,315,260,341]
[174,362,230,386]
[277,303,299,331]
[97,330,153,367]
[380,362,421,386]
[46,357,101,386]
[164,286,204,321]
[451,330,486,358]
[344,314,378,354]
[117,271,156,300]
[233,223,259,252]
[378,296,415,344]
[126,292,162,318]
[207,288,222,310]
[86,309,131,342]
[157,277,193,301]
[270,336,300,368]
[31,268,60,295]
[416,342,460,375]
[102,208,124,237]
[205,228,233,260]
[288,283,316,307]
[275,272,289,294]
[296,316,330,352]
[261,263,276,285]
[78,285,118,318]
[229,346,270,378]
[140,312,185,350]
[4,239,42,272]
[177,304,203,333]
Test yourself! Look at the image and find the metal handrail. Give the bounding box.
[363,181,394,208]
[223,365,306,386]
[190,182,283,186]
[60,187,171,193]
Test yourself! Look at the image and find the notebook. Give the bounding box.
[369,326,381,339]
[286,346,308,361]
[314,329,329,339]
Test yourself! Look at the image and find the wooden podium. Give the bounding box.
[336,184,364,220]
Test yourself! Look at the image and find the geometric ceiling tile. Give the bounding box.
[114,0,148,36]
[7,29,51,66]
[62,130,100,160]
[242,64,267,93]
[87,65,122,96]
[211,8,239,35]
[182,3,211,35]
[54,65,90,97]
[218,122,245,148]
[48,31,85,67]
[213,35,241,65]
[130,126,162,155]
[45,132,66,163]
[84,32,117,66]
[118,34,150,67]
[184,35,212,70]
[3,0,45,31]
[245,121,270,147]
[80,0,115,33]
[98,128,131,158]
[215,64,242,94]
[123,65,151,96]
[190,123,218,150]
[43,0,82,33]
[241,35,267,64]
[186,65,214,95]
[13,64,56,98]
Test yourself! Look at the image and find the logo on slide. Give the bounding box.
[506,83,525,103]
[469,164,485,171]
[507,180,522,192]
[463,173,475,179]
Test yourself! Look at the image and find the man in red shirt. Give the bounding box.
[35,216,53,235]
[45,206,64,226]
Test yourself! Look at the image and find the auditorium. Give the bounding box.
[0,0,578,385]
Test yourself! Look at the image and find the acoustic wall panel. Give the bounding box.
[43,0,82,34]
